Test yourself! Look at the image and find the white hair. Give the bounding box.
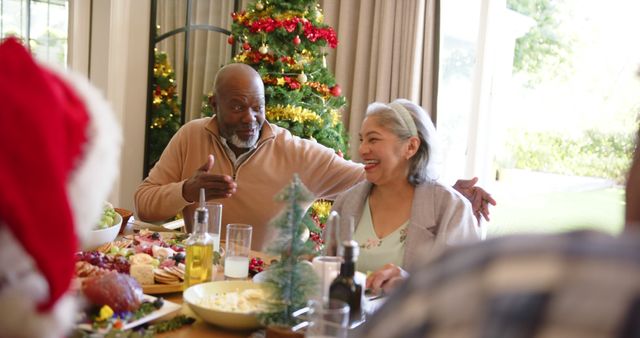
[365,99,441,184]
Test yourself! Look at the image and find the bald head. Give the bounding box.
[213,63,263,96]
[209,63,266,152]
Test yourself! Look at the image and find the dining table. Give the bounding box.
[154,248,273,338]
[154,275,385,338]
[114,226,385,337]
[156,290,256,338]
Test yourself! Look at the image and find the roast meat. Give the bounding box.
[82,271,144,312]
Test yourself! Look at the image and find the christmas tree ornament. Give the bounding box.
[297,72,308,84]
[255,1,264,10]
[322,55,327,68]
[243,42,251,51]
[293,35,301,46]
[330,84,342,97]
[259,44,269,54]
[227,35,234,45]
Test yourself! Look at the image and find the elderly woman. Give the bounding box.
[331,99,481,294]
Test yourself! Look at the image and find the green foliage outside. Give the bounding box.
[506,128,636,183]
[507,0,576,86]
[489,187,625,237]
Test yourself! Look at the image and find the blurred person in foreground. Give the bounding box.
[359,131,640,337]
[626,127,640,229]
[0,38,121,337]
[134,63,495,249]
[331,99,481,294]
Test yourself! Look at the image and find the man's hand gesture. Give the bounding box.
[453,177,496,223]
[182,155,237,202]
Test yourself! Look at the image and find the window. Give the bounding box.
[0,0,68,67]
[438,0,640,236]
[436,0,482,185]
[144,0,238,175]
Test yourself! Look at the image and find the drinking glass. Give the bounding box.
[205,202,222,252]
[304,299,350,338]
[224,223,252,279]
[312,256,342,302]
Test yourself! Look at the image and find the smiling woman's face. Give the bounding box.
[358,116,412,186]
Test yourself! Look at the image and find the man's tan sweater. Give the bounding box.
[135,117,364,249]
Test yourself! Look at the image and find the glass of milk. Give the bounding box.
[224,223,252,279]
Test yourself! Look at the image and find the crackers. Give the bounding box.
[153,265,184,284]
[96,239,133,253]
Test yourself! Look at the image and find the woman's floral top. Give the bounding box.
[354,198,409,273]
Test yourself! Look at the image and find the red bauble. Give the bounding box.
[243,42,251,50]
[227,35,234,44]
[293,35,301,45]
[330,84,342,97]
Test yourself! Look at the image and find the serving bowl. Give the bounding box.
[83,213,122,250]
[183,280,265,330]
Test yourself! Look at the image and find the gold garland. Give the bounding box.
[329,109,341,127]
[267,104,321,124]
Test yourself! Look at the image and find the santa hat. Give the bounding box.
[0,37,121,337]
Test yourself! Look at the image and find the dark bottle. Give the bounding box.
[329,239,364,326]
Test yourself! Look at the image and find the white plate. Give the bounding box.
[76,294,181,332]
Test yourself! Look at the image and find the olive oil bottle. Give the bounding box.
[184,189,214,288]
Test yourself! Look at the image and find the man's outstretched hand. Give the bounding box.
[453,177,497,222]
[182,155,237,203]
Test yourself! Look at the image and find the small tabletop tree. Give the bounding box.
[258,174,319,328]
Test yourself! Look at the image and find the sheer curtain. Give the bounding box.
[156,0,235,121]
[321,0,440,160]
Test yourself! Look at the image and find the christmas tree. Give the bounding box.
[147,50,182,171]
[228,0,348,155]
[258,174,319,327]
[224,0,347,251]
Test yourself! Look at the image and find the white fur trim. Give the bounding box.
[0,227,78,338]
[46,66,123,242]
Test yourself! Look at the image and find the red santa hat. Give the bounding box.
[0,37,121,337]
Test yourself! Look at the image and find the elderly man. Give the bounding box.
[135,63,494,249]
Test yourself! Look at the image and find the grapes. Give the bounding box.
[76,250,131,274]
[172,252,185,264]
[96,203,118,230]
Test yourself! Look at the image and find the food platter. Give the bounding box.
[75,230,190,294]
[76,294,181,333]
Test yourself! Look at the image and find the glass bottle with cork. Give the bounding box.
[184,188,214,288]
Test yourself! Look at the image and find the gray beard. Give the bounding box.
[229,131,259,148]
